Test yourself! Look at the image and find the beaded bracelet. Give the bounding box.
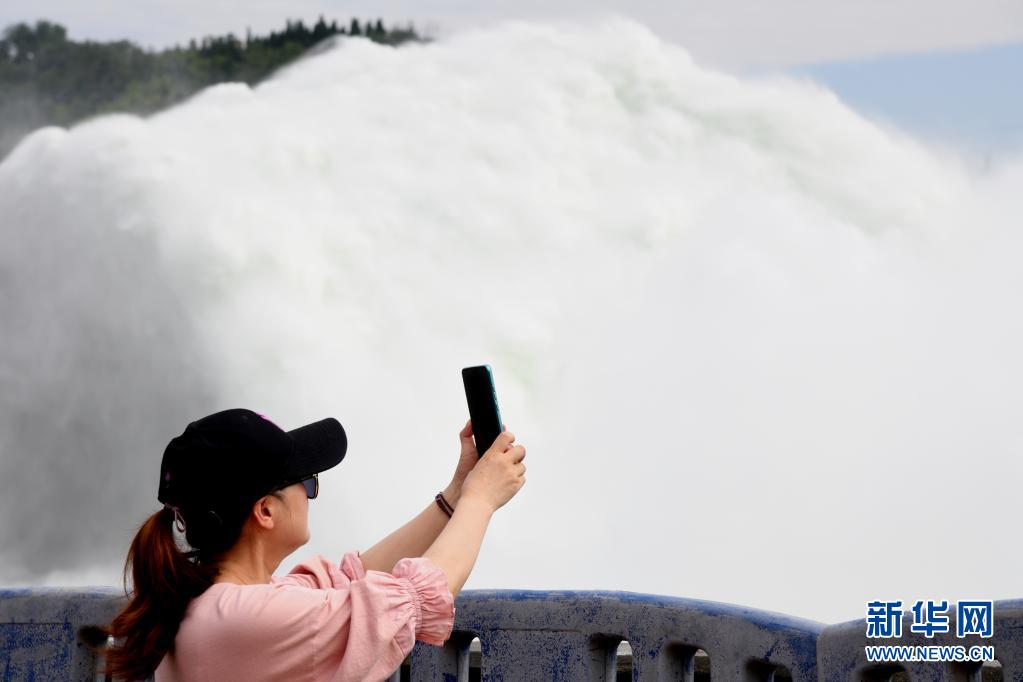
[434,492,455,518]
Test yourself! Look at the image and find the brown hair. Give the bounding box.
[86,492,285,681]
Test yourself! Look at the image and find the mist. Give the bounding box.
[1,16,1020,624]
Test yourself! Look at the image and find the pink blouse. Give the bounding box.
[154,551,456,681]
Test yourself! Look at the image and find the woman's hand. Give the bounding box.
[459,430,526,513]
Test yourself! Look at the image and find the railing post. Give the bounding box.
[410,631,474,681]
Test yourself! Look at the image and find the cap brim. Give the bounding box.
[286,417,347,479]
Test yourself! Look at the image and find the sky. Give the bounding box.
[775,41,1023,165]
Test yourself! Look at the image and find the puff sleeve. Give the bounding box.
[272,551,456,681]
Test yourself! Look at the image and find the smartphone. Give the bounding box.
[462,364,504,458]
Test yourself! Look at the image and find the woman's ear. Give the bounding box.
[252,495,277,530]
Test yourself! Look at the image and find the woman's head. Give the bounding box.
[157,409,343,557]
[92,409,346,681]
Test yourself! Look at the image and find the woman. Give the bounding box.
[93,407,527,681]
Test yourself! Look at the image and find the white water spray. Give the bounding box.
[1,16,1020,623]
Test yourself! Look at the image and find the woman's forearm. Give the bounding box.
[359,483,462,573]
[422,495,493,597]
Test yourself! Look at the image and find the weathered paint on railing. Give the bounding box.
[412,590,822,681]
[0,586,124,681]
[1,588,1017,681]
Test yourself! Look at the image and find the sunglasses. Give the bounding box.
[273,473,319,499]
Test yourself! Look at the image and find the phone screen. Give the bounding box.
[462,365,504,457]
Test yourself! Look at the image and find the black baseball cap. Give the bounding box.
[157,408,347,515]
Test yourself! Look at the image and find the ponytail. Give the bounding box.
[88,490,287,680]
[88,506,227,681]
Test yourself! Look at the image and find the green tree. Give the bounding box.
[0,16,426,160]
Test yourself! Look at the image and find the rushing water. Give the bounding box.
[1,17,1020,623]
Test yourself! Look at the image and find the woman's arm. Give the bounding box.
[360,424,525,598]
[359,482,462,573]
[421,495,494,597]
[423,431,524,597]
[360,421,482,572]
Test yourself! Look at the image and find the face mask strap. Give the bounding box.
[164,503,187,533]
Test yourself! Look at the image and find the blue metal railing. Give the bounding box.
[412,590,821,681]
[1,588,1018,680]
